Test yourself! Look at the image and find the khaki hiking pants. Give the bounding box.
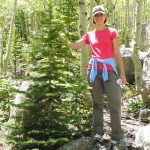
[88,70,124,141]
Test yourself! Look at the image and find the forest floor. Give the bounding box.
[0,95,149,150]
[102,111,146,150]
[100,95,149,150]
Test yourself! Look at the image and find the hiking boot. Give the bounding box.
[113,144,128,150]
[120,138,132,146]
[94,134,103,142]
[111,138,132,147]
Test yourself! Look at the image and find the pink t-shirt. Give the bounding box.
[83,27,119,70]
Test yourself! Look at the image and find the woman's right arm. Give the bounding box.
[68,39,87,49]
[59,34,87,50]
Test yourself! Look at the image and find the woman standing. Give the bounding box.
[59,5,131,146]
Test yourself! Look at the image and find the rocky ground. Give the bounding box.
[58,94,150,150]
[100,111,146,150]
[99,95,149,150]
[0,95,149,150]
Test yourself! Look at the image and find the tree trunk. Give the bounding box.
[125,0,129,47]
[131,0,143,91]
[107,0,116,27]
[2,0,17,74]
[78,0,89,80]
[132,0,137,31]
[87,0,94,31]
[0,29,4,75]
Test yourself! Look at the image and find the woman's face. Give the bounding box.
[93,13,106,25]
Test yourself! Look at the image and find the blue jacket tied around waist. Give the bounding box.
[90,58,118,83]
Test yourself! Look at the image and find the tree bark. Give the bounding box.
[78,0,89,80]
[87,0,94,31]
[107,0,116,27]
[131,0,143,91]
[3,0,17,73]
[0,29,4,75]
[124,0,129,47]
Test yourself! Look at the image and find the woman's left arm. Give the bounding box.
[113,38,127,84]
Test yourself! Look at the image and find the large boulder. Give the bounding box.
[119,47,149,85]
[119,47,135,84]
[57,137,93,150]
[122,56,135,84]
[10,81,31,117]
[140,20,150,52]
[140,50,150,103]
[135,124,150,150]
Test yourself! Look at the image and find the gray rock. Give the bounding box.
[57,137,94,150]
[140,50,150,103]
[135,124,150,150]
[10,81,31,117]
[122,56,135,84]
[140,20,150,52]
[138,109,150,122]
[119,47,135,84]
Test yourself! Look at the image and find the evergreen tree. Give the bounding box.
[6,1,92,149]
